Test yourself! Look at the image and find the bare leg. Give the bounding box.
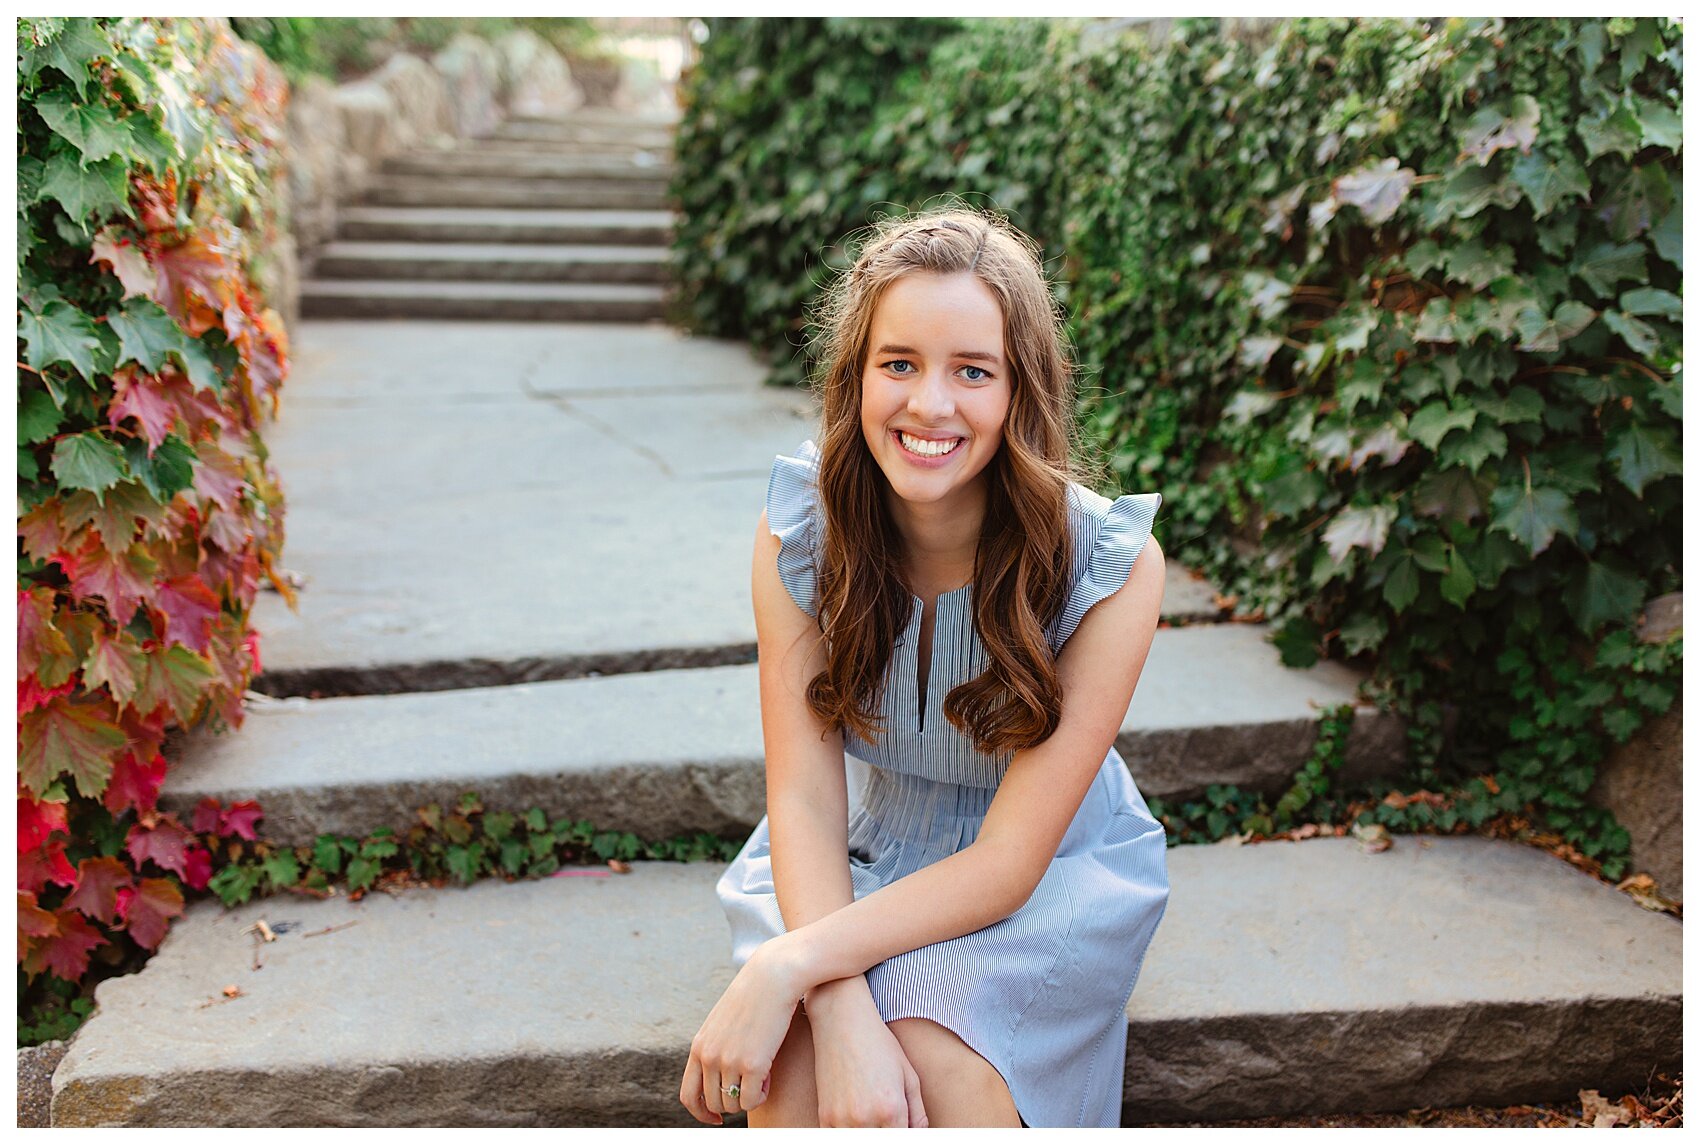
[747,1010,818,1128]
[888,1017,1023,1128]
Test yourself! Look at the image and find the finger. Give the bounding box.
[680,1055,717,1126]
[905,1064,928,1128]
[704,1066,725,1116]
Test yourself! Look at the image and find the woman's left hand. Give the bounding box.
[679,937,807,1124]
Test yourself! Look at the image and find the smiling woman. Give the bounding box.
[685,207,1169,1129]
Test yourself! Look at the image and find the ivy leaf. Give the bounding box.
[118,877,185,950]
[1382,553,1420,613]
[1569,240,1648,296]
[20,17,111,100]
[1598,164,1674,243]
[1440,421,1509,473]
[1633,99,1681,153]
[1564,558,1645,634]
[1606,422,1680,496]
[1322,503,1396,563]
[1435,163,1522,219]
[82,634,149,707]
[19,389,65,444]
[18,694,126,799]
[1406,239,1445,278]
[1408,402,1476,450]
[1439,546,1477,608]
[1620,287,1682,319]
[19,299,107,383]
[222,801,264,841]
[38,153,133,232]
[1457,94,1541,165]
[1237,335,1282,369]
[262,849,301,891]
[1489,483,1578,557]
[125,819,194,879]
[106,298,187,373]
[1509,148,1590,217]
[1473,385,1544,425]
[1331,157,1415,225]
[1577,102,1643,161]
[1601,309,1661,356]
[1445,240,1516,288]
[91,229,159,299]
[34,93,133,166]
[51,431,130,504]
[1412,467,1487,523]
[21,909,106,984]
[131,643,219,724]
[1513,301,1596,352]
[64,855,133,926]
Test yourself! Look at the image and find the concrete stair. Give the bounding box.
[50,843,1681,1127]
[301,112,675,323]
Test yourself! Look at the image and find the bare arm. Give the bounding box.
[751,511,881,1022]
[763,535,1168,1000]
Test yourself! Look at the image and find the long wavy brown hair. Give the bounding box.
[801,205,1102,756]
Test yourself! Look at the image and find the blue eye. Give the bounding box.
[960,365,989,382]
[885,360,915,374]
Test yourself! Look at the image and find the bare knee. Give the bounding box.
[747,1009,817,1128]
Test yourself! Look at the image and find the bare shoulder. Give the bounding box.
[751,507,811,633]
[1067,533,1164,653]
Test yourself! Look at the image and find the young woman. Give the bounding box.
[681,207,1169,1128]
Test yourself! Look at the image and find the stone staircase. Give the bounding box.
[300,109,675,322]
[47,311,1682,1126]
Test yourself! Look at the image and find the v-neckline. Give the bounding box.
[910,584,972,735]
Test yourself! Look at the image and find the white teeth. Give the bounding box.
[899,432,962,457]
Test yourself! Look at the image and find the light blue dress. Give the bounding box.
[716,439,1170,1129]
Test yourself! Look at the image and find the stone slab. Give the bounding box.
[252,322,1226,692]
[300,279,667,321]
[360,176,667,210]
[314,241,668,284]
[51,839,1681,1126]
[163,623,1399,846]
[335,206,675,247]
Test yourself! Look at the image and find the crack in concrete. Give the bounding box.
[518,362,677,479]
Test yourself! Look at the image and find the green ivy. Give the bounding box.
[671,16,1684,881]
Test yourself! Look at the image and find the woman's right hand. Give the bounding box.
[808,988,928,1127]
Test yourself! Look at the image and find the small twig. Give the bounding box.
[302,920,359,939]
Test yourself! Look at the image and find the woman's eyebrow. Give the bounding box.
[874,343,1003,364]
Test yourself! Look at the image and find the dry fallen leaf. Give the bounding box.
[607,859,632,873]
[222,984,242,998]
[1350,822,1392,853]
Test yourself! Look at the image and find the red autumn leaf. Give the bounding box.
[103,747,168,815]
[161,366,238,438]
[21,908,106,983]
[107,365,181,456]
[18,793,70,852]
[191,440,247,513]
[191,797,223,834]
[64,855,134,926]
[130,642,219,724]
[221,800,263,841]
[131,170,179,235]
[82,634,149,711]
[181,845,213,891]
[18,839,78,895]
[117,877,184,950]
[18,506,71,568]
[151,230,234,336]
[17,673,77,719]
[126,816,193,878]
[91,226,160,300]
[18,891,59,962]
[154,573,221,655]
[17,586,75,685]
[61,531,155,628]
[18,693,127,800]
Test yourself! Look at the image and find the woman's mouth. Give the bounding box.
[895,430,965,460]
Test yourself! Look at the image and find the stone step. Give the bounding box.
[314,241,670,285]
[383,150,674,181]
[335,206,674,246]
[161,624,1404,847]
[360,175,668,211]
[49,841,1681,1126]
[298,279,666,322]
[459,136,674,163]
[486,119,676,148]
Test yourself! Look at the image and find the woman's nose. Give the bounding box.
[907,369,955,420]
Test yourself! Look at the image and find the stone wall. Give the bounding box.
[276,28,589,330]
[1587,592,1683,901]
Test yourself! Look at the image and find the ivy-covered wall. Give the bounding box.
[669,16,1682,877]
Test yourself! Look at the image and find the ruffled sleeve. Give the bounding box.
[766,439,823,619]
[1049,485,1163,652]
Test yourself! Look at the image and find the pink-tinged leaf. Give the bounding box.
[91,227,159,299]
[18,840,78,895]
[150,229,233,335]
[107,365,180,456]
[64,855,134,926]
[131,642,218,723]
[17,673,77,718]
[18,794,71,852]
[181,845,213,891]
[243,631,263,677]
[192,797,224,834]
[17,586,77,687]
[103,748,168,815]
[21,908,106,983]
[154,573,221,655]
[18,507,71,568]
[220,801,263,841]
[117,877,184,950]
[191,440,247,512]
[126,817,193,878]
[83,634,148,709]
[18,892,59,963]
[18,694,127,800]
[61,531,156,628]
